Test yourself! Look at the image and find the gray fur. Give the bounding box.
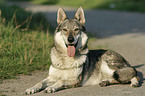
[24,7,139,95]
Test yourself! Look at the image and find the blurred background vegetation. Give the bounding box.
[7,0,145,12]
[0,0,53,80]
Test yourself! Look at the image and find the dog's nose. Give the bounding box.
[68,37,74,43]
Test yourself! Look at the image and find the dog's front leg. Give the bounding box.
[24,77,53,95]
[44,79,80,93]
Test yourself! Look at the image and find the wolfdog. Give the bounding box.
[24,7,139,95]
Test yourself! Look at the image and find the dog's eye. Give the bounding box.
[74,28,79,31]
[63,28,67,31]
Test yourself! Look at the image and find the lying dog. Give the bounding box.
[24,7,139,95]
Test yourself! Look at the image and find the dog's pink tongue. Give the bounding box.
[67,45,75,57]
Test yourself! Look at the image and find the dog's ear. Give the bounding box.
[74,7,85,24]
[57,7,68,24]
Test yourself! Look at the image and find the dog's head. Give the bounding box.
[55,7,88,57]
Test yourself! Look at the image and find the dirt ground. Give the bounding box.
[1,2,145,96]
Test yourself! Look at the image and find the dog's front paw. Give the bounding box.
[24,87,39,95]
[44,87,57,93]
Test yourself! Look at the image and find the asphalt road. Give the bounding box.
[1,2,145,96]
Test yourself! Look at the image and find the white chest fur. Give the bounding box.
[51,47,87,69]
[49,65,83,80]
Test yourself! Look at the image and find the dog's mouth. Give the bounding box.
[65,41,78,57]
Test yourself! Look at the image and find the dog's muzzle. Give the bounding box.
[65,38,79,57]
[68,36,74,43]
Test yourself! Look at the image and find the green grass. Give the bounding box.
[0,4,53,79]
[8,0,145,12]
[0,4,51,31]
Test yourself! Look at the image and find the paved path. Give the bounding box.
[1,2,145,96]
[8,2,145,37]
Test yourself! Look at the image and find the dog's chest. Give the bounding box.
[51,47,87,69]
[49,65,83,80]
[50,47,87,80]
